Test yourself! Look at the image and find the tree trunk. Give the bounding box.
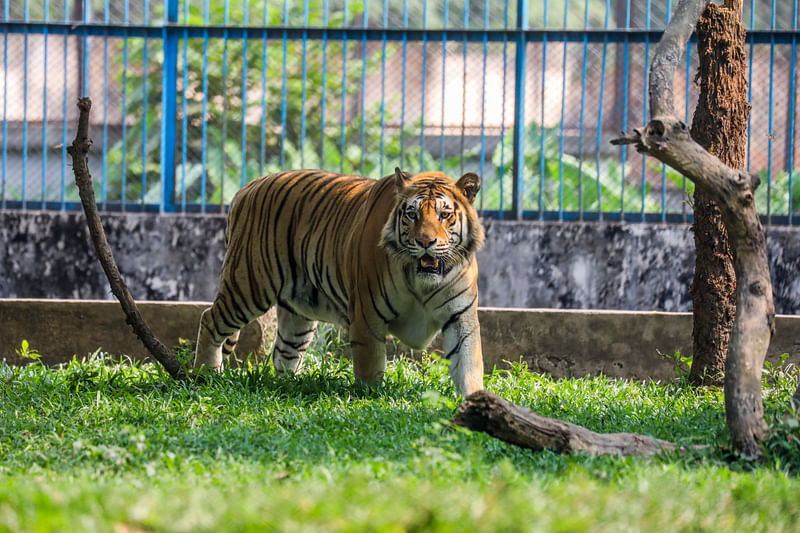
[688,1,748,386]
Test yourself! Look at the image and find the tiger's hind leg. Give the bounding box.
[194,296,268,370]
[272,305,317,375]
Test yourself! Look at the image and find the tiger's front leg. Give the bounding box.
[442,307,484,396]
[349,317,387,386]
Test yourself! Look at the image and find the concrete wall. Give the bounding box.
[2,299,798,382]
[1,211,798,314]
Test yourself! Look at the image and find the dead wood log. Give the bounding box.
[611,0,773,456]
[453,390,674,457]
[67,97,186,381]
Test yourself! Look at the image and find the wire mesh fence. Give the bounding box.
[1,0,799,223]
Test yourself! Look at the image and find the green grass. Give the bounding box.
[1,340,799,532]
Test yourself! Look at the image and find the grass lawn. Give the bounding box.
[1,336,799,532]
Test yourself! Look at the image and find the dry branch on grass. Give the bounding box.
[67,97,186,381]
[453,391,675,457]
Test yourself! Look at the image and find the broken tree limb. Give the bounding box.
[612,0,773,456]
[453,390,675,457]
[67,97,186,381]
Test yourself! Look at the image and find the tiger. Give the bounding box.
[193,167,486,396]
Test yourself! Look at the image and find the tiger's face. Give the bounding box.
[380,169,485,284]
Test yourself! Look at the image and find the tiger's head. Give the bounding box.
[380,168,485,284]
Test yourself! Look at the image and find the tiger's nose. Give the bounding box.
[416,236,436,248]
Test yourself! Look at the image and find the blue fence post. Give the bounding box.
[511,0,528,220]
[160,0,179,213]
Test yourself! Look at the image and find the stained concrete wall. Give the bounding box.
[1,211,798,314]
[2,300,798,382]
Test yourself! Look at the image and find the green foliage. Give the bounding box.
[101,0,426,206]
[14,339,41,362]
[753,169,800,217]
[0,347,799,531]
[658,350,694,384]
[764,406,800,473]
[85,0,670,214]
[78,0,800,219]
[62,0,800,219]
[491,122,661,214]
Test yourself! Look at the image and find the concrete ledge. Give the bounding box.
[1,299,798,382]
[477,308,798,380]
[0,299,265,367]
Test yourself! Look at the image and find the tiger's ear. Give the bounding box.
[456,173,481,204]
[394,167,413,191]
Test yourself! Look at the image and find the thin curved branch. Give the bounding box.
[67,97,186,381]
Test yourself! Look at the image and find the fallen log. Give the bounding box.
[453,390,675,457]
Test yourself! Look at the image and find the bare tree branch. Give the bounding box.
[648,0,707,118]
[612,0,774,456]
[67,97,186,381]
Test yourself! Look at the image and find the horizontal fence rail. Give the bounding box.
[1,0,799,224]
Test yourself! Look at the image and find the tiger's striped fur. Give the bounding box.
[194,167,486,395]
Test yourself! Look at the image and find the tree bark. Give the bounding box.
[612,0,774,456]
[688,1,747,386]
[453,390,675,457]
[67,97,187,381]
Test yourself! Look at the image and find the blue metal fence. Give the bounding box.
[1,0,799,223]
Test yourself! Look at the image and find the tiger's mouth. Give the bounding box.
[417,253,444,275]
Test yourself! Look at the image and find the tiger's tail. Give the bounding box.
[221,330,240,359]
